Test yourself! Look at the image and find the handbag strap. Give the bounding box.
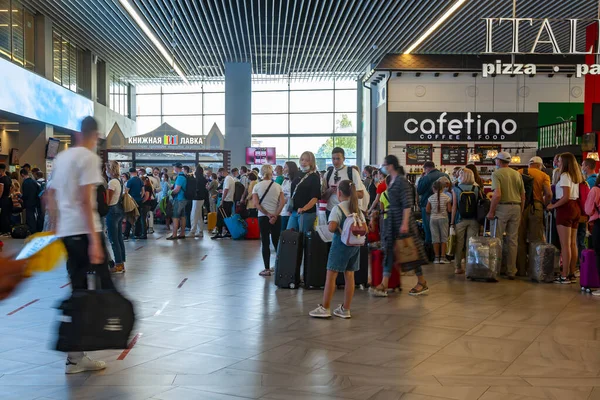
[291,171,314,199]
[259,181,274,205]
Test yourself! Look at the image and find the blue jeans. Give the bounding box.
[106,206,126,264]
[286,211,316,233]
[421,207,432,243]
[280,216,290,232]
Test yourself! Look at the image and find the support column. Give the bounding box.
[224,62,252,167]
[18,123,53,174]
[584,22,600,170]
[33,14,53,81]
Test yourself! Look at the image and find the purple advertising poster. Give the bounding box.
[246,147,276,165]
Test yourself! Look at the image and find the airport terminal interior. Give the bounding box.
[2,1,600,399]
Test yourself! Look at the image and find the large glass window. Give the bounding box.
[52,30,78,92]
[135,83,225,136]
[110,73,129,117]
[252,79,358,168]
[0,0,34,70]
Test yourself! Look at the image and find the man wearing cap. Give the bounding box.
[125,167,144,240]
[487,151,525,279]
[146,168,161,234]
[167,162,188,240]
[516,156,552,275]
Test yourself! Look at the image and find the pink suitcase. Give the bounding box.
[580,250,599,291]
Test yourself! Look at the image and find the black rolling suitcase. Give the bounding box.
[336,244,368,288]
[275,230,303,289]
[303,230,329,289]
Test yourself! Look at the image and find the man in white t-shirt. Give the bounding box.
[322,147,363,217]
[211,167,236,239]
[46,116,112,375]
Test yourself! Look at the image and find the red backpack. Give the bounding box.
[579,181,591,215]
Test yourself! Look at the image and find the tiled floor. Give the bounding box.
[2,229,600,400]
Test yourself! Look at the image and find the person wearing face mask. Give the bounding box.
[367,169,388,215]
[279,161,298,230]
[274,165,285,185]
[363,166,377,209]
[322,148,363,219]
[286,152,321,233]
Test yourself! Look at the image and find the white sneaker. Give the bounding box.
[433,258,441,264]
[65,355,106,374]
[439,258,451,264]
[592,290,600,297]
[333,305,351,319]
[309,305,331,318]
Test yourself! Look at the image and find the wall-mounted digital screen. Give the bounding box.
[46,138,60,159]
[0,57,94,132]
[246,147,276,165]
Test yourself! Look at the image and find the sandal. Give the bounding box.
[369,285,388,297]
[259,269,272,277]
[408,282,429,296]
[177,235,186,239]
[454,268,465,275]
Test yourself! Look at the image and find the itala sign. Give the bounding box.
[483,18,597,55]
[481,18,600,78]
[127,135,203,146]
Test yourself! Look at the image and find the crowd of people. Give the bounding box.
[2,115,600,373]
[0,162,47,237]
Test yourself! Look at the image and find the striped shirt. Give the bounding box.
[428,193,451,220]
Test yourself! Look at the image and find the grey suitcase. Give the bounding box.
[528,212,559,283]
[466,218,502,282]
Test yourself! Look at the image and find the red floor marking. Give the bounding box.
[177,278,188,288]
[7,299,39,316]
[117,332,142,360]
[60,282,71,288]
[134,246,144,251]
[201,255,207,261]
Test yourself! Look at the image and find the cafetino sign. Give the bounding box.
[387,112,538,142]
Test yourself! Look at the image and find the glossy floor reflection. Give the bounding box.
[2,230,600,400]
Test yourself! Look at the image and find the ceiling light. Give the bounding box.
[486,150,498,159]
[511,155,521,164]
[404,0,467,55]
[118,0,188,84]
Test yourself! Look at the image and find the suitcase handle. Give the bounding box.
[546,210,554,243]
[483,217,498,238]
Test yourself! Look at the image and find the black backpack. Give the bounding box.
[457,185,478,220]
[185,175,196,201]
[326,165,353,187]
[233,181,245,202]
[97,185,109,217]
[521,168,535,207]
[11,224,31,239]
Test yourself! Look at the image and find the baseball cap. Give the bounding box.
[146,167,153,174]
[494,151,512,162]
[529,156,543,165]
[173,162,183,168]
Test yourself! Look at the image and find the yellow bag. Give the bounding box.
[16,232,67,277]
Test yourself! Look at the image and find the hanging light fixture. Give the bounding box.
[511,155,521,164]
[486,149,498,159]
[468,152,481,162]
[588,151,600,161]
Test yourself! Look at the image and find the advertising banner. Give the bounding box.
[246,147,276,165]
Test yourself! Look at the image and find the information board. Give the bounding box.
[405,144,433,165]
[441,144,468,165]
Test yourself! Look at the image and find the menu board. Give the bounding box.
[474,144,502,165]
[441,144,468,165]
[405,144,433,165]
